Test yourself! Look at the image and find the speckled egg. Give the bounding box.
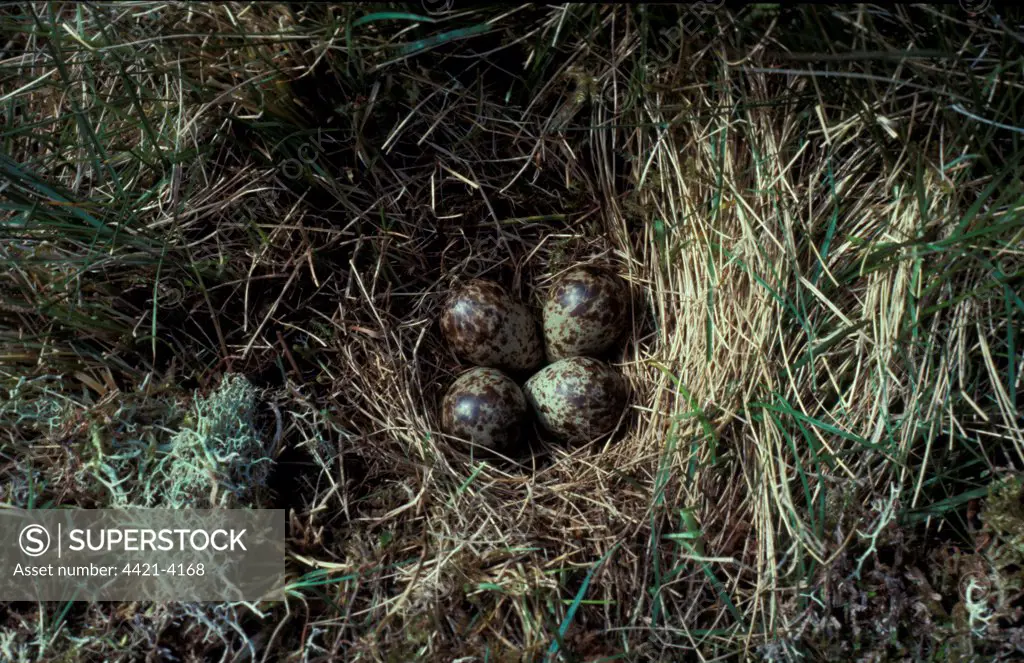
[524,356,628,444]
[543,266,628,361]
[440,279,543,372]
[441,367,528,451]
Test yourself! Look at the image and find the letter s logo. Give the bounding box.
[19,524,51,557]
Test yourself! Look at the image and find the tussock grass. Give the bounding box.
[2,2,1024,661]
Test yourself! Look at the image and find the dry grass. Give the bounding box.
[2,2,1024,661]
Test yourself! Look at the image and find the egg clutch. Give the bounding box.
[440,266,630,451]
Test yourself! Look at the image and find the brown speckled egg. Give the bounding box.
[441,367,528,451]
[524,356,628,444]
[543,266,628,361]
[440,279,543,372]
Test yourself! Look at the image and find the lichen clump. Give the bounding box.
[150,374,272,508]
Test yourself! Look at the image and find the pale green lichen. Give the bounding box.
[0,630,31,663]
[146,373,272,508]
[0,375,72,437]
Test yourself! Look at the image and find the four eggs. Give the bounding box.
[440,267,630,452]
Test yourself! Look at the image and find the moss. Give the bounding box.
[981,476,1024,568]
